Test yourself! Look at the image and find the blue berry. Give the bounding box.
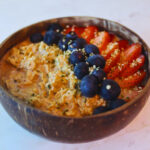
[30,33,43,43]
[93,106,107,115]
[58,37,72,51]
[74,62,89,79]
[99,79,121,101]
[85,44,99,55]
[69,51,85,65]
[109,99,126,110]
[68,38,86,51]
[87,55,105,68]
[66,31,78,40]
[43,30,61,45]
[47,23,63,32]
[92,68,106,82]
[80,75,99,97]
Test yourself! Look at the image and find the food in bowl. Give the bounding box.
[0,23,146,117]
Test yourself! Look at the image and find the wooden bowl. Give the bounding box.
[0,16,150,143]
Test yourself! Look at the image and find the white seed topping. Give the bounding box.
[62,39,66,42]
[68,40,72,45]
[66,25,70,28]
[106,85,111,90]
[136,58,142,63]
[56,29,60,32]
[93,65,96,69]
[118,64,122,71]
[130,60,137,67]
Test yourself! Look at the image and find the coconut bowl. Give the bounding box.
[0,16,150,143]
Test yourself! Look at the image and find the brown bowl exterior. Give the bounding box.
[0,16,150,143]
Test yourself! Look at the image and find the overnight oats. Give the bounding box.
[0,23,146,117]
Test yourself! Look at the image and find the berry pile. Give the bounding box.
[29,23,147,115]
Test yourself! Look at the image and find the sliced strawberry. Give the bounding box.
[107,45,144,80]
[124,43,142,63]
[81,26,98,43]
[115,70,146,88]
[91,31,110,53]
[107,62,128,79]
[118,40,129,49]
[64,27,72,34]
[104,49,121,73]
[109,34,116,42]
[101,42,119,60]
[109,34,119,42]
[121,55,145,77]
[64,26,85,37]
[75,27,85,37]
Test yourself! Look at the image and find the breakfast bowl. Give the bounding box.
[0,16,150,143]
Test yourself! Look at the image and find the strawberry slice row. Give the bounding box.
[107,44,144,77]
[106,43,145,88]
[107,43,146,88]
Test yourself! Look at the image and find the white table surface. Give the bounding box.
[0,0,150,150]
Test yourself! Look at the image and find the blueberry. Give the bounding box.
[43,30,61,45]
[74,62,89,79]
[30,33,43,43]
[69,51,85,65]
[47,23,63,32]
[93,106,107,115]
[80,75,99,97]
[66,31,78,40]
[58,37,72,51]
[99,79,121,101]
[68,38,86,51]
[109,99,126,110]
[85,44,99,55]
[87,55,105,68]
[92,68,106,82]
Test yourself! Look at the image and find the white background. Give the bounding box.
[0,0,150,150]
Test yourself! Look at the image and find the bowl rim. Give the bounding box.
[0,16,150,120]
